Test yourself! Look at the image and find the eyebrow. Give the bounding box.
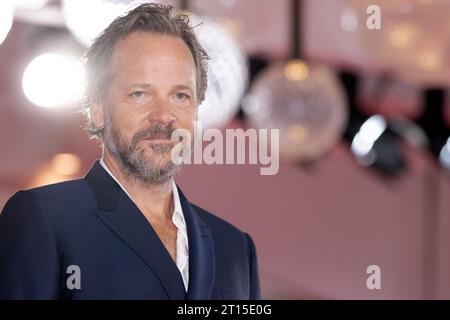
[172,84,195,93]
[128,83,194,93]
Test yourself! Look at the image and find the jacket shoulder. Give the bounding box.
[1,178,95,222]
[23,178,89,196]
[17,178,92,204]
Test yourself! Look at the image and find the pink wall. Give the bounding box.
[176,120,449,299]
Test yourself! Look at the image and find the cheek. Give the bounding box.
[107,114,137,145]
[109,107,141,136]
[175,107,196,129]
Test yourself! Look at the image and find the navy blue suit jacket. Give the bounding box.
[0,161,260,300]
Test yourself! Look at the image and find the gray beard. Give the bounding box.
[103,113,182,186]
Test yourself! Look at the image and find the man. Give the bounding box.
[0,3,260,300]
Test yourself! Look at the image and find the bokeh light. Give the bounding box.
[51,153,82,176]
[194,15,248,129]
[244,60,347,163]
[0,1,14,46]
[62,0,137,47]
[351,115,387,165]
[343,0,450,86]
[22,53,84,108]
[30,153,82,188]
[11,0,49,10]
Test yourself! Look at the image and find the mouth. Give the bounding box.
[142,137,173,143]
[142,138,176,145]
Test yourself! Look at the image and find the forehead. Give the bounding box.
[108,32,196,83]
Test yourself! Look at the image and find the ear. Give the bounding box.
[89,97,105,129]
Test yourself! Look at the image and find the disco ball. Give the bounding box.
[243,60,348,163]
[192,16,247,129]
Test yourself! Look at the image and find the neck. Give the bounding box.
[102,149,174,221]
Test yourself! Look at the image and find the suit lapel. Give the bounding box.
[85,161,186,300]
[177,188,215,300]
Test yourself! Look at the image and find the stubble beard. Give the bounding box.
[103,111,182,186]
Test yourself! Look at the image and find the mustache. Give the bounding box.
[131,123,177,145]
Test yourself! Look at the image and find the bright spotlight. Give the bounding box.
[11,0,49,10]
[22,53,84,108]
[62,0,135,47]
[351,115,387,158]
[0,1,14,46]
[439,137,450,171]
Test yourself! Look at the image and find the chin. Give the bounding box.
[147,151,174,166]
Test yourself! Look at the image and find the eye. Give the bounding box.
[174,92,191,101]
[129,91,145,98]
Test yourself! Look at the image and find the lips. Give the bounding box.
[141,137,173,143]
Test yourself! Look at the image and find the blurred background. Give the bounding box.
[1,0,450,299]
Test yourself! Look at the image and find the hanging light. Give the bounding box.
[245,0,348,163]
[193,15,247,129]
[244,60,347,163]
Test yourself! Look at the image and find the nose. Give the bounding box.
[148,97,176,125]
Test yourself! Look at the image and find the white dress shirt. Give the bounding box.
[99,159,190,291]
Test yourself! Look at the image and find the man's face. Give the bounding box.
[99,32,198,184]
